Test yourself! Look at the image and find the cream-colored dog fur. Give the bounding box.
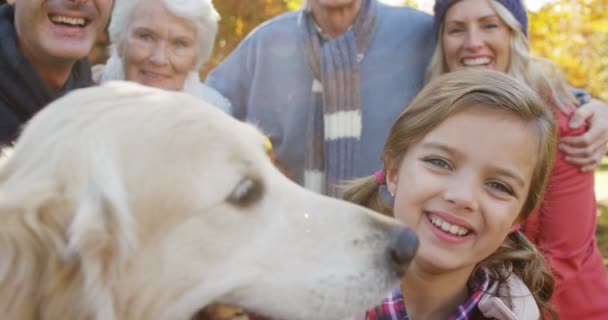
[0,82,416,320]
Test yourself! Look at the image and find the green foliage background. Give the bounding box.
[529,0,608,101]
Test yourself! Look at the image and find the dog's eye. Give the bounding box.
[227,177,264,207]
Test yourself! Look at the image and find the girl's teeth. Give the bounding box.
[441,221,451,232]
[449,225,459,234]
[430,215,469,236]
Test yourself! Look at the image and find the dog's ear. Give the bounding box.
[64,146,136,320]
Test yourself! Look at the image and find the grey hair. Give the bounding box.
[108,0,220,70]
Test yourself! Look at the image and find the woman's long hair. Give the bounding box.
[425,0,577,113]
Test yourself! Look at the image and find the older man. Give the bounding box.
[206,0,435,196]
[0,0,113,144]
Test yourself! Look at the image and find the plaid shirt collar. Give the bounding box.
[365,269,490,320]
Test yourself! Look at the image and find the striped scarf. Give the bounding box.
[300,0,378,197]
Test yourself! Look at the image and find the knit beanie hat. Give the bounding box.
[433,0,528,38]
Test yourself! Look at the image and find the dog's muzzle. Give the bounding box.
[387,227,419,277]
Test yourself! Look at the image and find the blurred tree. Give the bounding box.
[284,0,302,10]
[201,0,292,77]
[529,0,608,101]
[88,30,109,66]
[403,0,420,7]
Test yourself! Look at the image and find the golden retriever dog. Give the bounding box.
[0,82,418,320]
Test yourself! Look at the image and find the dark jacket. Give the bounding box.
[0,4,92,145]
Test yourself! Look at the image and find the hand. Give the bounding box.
[559,98,608,172]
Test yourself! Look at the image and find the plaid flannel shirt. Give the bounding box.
[365,269,490,320]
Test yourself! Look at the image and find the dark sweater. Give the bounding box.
[0,4,92,145]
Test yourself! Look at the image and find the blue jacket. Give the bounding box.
[206,3,435,185]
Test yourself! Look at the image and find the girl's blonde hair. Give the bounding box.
[344,69,558,319]
[425,0,577,113]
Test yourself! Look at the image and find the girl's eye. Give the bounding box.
[424,157,452,170]
[488,181,514,195]
[483,23,499,30]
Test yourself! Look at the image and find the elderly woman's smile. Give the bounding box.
[100,0,230,111]
[137,69,173,84]
[121,0,198,91]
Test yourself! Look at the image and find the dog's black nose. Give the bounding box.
[387,227,418,277]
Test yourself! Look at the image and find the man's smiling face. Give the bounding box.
[8,0,113,64]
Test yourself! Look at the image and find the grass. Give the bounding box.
[596,156,608,265]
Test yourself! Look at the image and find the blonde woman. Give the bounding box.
[427,0,608,171]
[427,0,608,318]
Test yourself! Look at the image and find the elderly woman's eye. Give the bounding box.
[226,177,264,207]
[137,32,154,41]
[173,40,189,48]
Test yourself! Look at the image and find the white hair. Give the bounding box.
[105,0,220,78]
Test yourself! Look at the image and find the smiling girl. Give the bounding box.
[426,0,608,318]
[345,69,557,319]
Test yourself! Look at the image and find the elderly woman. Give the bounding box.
[98,0,230,111]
